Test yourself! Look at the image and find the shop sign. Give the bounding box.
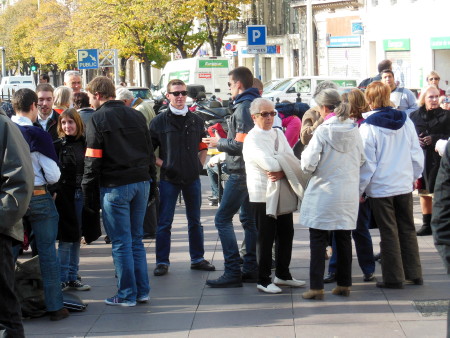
[383,39,410,51]
[430,37,450,50]
[327,36,361,48]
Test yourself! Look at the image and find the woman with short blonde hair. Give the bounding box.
[53,86,73,114]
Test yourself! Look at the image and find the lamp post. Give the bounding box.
[0,47,6,77]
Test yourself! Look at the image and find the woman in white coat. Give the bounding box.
[243,98,305,294]
[300,89,365,300]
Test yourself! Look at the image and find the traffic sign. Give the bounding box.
[247,46,267,54]
[246,25,267,46]
[77,49,99,70]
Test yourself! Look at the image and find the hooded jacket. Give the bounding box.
[359,107,424,198]
[299,117,365,230]
[217,87,260,173]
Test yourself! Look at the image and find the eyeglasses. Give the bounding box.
[429,77,440,81]
[169,91,188,96]
[255,111,277,118]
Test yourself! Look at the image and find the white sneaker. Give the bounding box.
[257,283,282,294]
[274,277,306,287]
[137,295,150,303]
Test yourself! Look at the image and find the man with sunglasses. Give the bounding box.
[203,66,260,288]
[150,79,215,277]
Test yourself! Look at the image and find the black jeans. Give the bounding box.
[309,228,352,289]
[252,203,294,286]
[0,234,25,338]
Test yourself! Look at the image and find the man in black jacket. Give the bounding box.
[83,76,156,307]
[203,67,259,288]
[431,141,450,336]
[150,79,215,277]
[358,59,392,90]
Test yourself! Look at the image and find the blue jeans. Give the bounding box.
[214,173,257,277]
[328,200,375,275]
[156,179,205,265]
[101,181,150,302]
[59,189,83,282]
[206,165,219,199]
[25,193,64,312]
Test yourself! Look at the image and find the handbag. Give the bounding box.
[274,130,298,216]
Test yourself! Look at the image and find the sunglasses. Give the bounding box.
[255,111,277,118]
[169,91,188,96]
[429,77,440,81]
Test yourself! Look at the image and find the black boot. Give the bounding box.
[417,214,432,236]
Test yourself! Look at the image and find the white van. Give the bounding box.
[153,57,231,100]
[0,75,36,97]
[262,76,358,104]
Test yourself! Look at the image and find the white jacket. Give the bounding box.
[300,117,365,230]
[359,109,424,198]
[243,126,293,202]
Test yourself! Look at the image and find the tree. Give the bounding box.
[152,0,208,59]
[195,0,251,56]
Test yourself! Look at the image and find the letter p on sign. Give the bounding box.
[246,25,267,46]
[79,51,88,61]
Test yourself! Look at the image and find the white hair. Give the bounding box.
[115,87,134,100]
[249,98,275,115]
[64,70,81,83]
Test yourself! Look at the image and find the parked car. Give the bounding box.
[126,86,154,107]
[0,75,36,100]
[263,79,283,95]
[262,76,359,104]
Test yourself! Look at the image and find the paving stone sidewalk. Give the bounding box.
[22,180,450,337]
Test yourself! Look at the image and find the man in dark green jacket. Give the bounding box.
[0,109,34,337]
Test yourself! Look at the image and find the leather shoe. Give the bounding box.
[191,260,215,271]
[323,272,336,283]
[206,274,242,288]
[143,233,155,239]
[242,270,258,283]
[376,281,404,289]
[49,307,69,321]
[417,226,432,236]
[406,277,424,285]
[274,277,306,287]
[154,264,168,276]
[363,273,375,282]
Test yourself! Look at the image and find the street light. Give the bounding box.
[0,47,6,77]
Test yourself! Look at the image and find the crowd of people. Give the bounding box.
[1,63,450,337]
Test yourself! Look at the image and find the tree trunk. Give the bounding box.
[141,54,151,88]
[120,57,127,84]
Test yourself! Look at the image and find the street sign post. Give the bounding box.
[246,25,267,79]
[77,49,99,70]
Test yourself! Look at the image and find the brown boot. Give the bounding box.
[331,286,351,296]
[49,307,69,321]
[302,289,325,300]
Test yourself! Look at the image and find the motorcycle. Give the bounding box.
[187,85,232,134]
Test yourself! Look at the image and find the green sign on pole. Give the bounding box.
[198,60,229,68]
[430,37,450,50]
[383,39,410,51]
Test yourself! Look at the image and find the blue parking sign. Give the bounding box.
[77,49,99,70]
[247,26,267,46]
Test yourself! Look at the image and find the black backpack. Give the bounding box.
[14,256,46,318]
